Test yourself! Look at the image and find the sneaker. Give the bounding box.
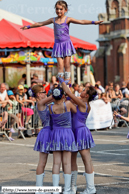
[25,123,31,129]
[8,137,14,141]
[18,126,23,130]
[10,128,16,133]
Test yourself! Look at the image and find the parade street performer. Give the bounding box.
[21,0,103,84]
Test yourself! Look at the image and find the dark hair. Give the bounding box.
[55,1,68,10]
[95,84,99,89]
[52,86,64,100]
[86,86,97,102]
[72,83,78,88]
[22,74,26,78]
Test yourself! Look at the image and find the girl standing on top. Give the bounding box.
[32,85,53,194]
[59,76,97,194]
[49,86,77,194]
[21,1,103,81]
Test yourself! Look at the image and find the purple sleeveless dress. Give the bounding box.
[34,105,51,153]
[72,103,95,150]
[51,17,76,58]
[49,102,77,152]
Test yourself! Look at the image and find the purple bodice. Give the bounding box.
[54,17,70,43]
[36,105,50,127]
[50,102,72,129]
[72,103,89,130]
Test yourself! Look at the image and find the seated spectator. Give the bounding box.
[108,81,114,89]
[7,90,22,132]
[24,84,35,109]
[105,85,109,93]
[107,87,116,102]
[114,84,123,100]
[84,82,91,88]
[0,98,15,141]
[126,82,129,94]
[44,82,50,94]
[120,81,129,98]
[95,84,102,94]
[0,99,10,130]
[50,76,58,89]
[0,83,9,109]
[18,74,26,86]
[101,93,109,104]
[78,85,84,96]
[31,73,45,85]
[72,83,79,97]
[16,85,34,130]
[96,81,105,93]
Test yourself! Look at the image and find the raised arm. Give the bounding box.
[20,18,53,30]
[59,78,85,108]
[37,96,53,110]
[68,17,103,25]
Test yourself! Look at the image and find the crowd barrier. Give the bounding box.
[0,102,42,142]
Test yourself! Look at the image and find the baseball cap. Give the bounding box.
[7,90,14,96]
[24,84,29,89]
[18,85,24,90]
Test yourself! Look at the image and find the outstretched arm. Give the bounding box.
[20,18,53,30]
[68,17,103,25]
[114,111,129,122]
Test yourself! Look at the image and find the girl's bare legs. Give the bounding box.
[71,152,78,194]
[36,152,48,192]
[62,151,71,174]
[26,115,31,123]
[79,149,96,194]
[79,149,93,173]
[57,58,64,78]
[1,111,8,129]
[17,113,22,127]
[71,152,78,171]
[36,152,48,175]
[52,151,62,174]
[64,56,71,81]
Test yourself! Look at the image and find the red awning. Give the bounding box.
[0,19,97,50]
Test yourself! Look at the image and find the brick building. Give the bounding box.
[93,0,129,87]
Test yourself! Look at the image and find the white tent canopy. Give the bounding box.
[0,8,34,25]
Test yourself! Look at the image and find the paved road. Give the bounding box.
[0,127,129,194]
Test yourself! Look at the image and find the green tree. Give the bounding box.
[6,72,22,88]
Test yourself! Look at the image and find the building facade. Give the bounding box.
[93,0,129,86]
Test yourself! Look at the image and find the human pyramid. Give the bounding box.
[32,79,97,194]
[20,1,103,193]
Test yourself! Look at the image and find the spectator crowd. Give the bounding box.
[1,72,129,141]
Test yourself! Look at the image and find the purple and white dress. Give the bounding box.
[34,105,51,153]
[49,102,77,152]
[72,103,95,150]
[51,17,76,58]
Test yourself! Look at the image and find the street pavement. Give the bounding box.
[0,127,129,194]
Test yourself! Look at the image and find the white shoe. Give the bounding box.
[63,174,71,194]
[35,173,45,194]
[80,172,96,194]
[52,174,60,194]
[10,128,16,133]
[71,171,78,194]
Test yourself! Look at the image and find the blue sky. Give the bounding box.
[0,0,106,48]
